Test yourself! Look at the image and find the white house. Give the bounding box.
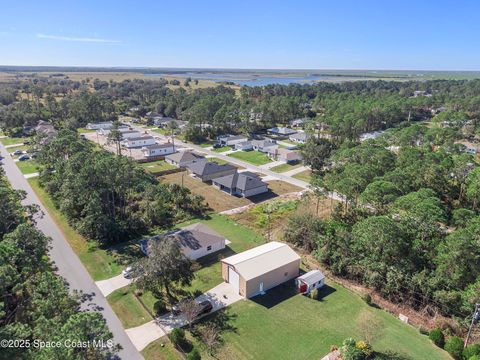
[140,223,226,260]
[86,122,113,130]
[295,270,325,295]
[268,148,302,163]
[142,143,176,157]
[252,139,278,153]
[98,126,132,137]
[122,136,156,148]
[289,132,311,144]
[267,127,297,136]
[234,141,253,151]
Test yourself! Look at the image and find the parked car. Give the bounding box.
[198,300,213,315]
[212,143,222,149]
[18,154,30,161]
[12,150,23,156]
[23,140,31,145]
[121,266,133,279]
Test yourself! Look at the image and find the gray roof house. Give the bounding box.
[234,141,253,151]
[212,171,268,197]
[267,127,297,136]
[289,132,311,144]
[252,139,278,153]
[187,161,237,182]
[218,134,249,146]
[140,223,226,260]
[165,151,206,167]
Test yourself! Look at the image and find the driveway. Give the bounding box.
[0,143,143,360]
[96,274,133,297]
[126,282,243,351]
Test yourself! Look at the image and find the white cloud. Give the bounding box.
[36,33,121,44]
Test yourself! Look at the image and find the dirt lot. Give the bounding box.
[265,180,303,195]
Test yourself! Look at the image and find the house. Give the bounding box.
[296,270,325,295]
[221,241,301,298]
[121,136,156,148]
[86,121,113,130]
[142,143,176,157]
[140,223,226,260]
[212,171,268,197]
[186,161,237,182]
[267,127,297,137]
[218,134,249,147]
[252,139,278,153]
[165,151,206,168]
[268,148,302,163]
[289,132,311,144]
[35,120,57,143]
[289,118,306,127]
[98,126,132,137]
[153,116,175,126]
[234,141,253,151]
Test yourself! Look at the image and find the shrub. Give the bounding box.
[310,288,319,300]
[429,328,445,348]
[444,336,464,360]
[463,344,480,359]
[362,293,372,306]
[187,347,201,360]
[169,328,186,347]
[153,299,167,315]
[356,340,373,357]
[418,326,429,335]
[468,356,480,360]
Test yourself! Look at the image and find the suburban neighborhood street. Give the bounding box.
[0,143,143,360]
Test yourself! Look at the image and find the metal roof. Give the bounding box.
[297,270,325,285]
[222,242,300,280]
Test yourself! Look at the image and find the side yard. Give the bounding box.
[228,151,271,165]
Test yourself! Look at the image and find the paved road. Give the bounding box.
[0,144,143,360]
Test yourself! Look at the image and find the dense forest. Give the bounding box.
[0,168,118,359]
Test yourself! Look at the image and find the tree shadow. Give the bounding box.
[373,351,412,360]
[191,308,238,336]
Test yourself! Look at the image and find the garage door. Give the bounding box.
[228,266,240,294]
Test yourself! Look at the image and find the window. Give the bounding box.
[207,245,212,251]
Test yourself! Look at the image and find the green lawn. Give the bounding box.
[16,159,40,174]
[107,286,154,328]
[211,146,231,153]
[140,160,176,173]
[77,128,96,133]
[142,338,180,360]
[228,151,272,165]
[270,162,302,173]
[28,178,143,280]
[195,282,449,360]
[0,137,29,146]
[293,169,312,182]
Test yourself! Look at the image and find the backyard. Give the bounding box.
[140,160,176,173]
[228,151,271,166]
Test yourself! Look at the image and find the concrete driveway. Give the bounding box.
[126,282,242,351]
[96,274,133,297]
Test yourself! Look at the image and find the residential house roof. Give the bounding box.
[252,139,277,148]
[213,171,266,191]
[222,241,300,280]
[123,136,154,142]
[143,143,174,150]
[165,151,205,163]
[267,127,297,135]
[187,161,236,176]
[289,132,310,141]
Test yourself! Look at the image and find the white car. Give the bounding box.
[122,266,134,279]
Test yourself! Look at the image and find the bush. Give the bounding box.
[169,328,186,346]
[468,356,480,360]
[187,347,201,360]
[429,328,445,348]
[463,344,480,359]
[418,326,429,335]
[153,299,167,315]
[362,293,372,306]
[444,336,464,359]
[356,340,373,357]
[310,288,319,300]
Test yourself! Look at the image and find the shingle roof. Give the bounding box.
[222,241,300,280]
[165,151,204,163]
[267,127,297,135]
[140,223,224,254]
[187,161,236,176]
[213,171,266,191]
[143,143,174,150]
[289,132,310,141]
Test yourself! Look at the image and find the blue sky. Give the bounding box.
[1,0,479,70]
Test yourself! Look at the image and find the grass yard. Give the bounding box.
[269,162,303,173]
[209,157,244,169]
[228,151,272,166]
[140,160,176,173]
[266,180,303,195]
[195,281,449,360]
[142,338,180,360]
[292,169,312,182]
[16,159,40,174]
[0,136,29,146]
[160,171,251,212]
[77,128,96,133]
[107,285,156,328]
[211,146,231,153]
[28,178,142,280]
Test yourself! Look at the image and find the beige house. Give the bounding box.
[221,242,300,298]
[268,148,302,163]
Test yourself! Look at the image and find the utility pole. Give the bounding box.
[464,303,480,348]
